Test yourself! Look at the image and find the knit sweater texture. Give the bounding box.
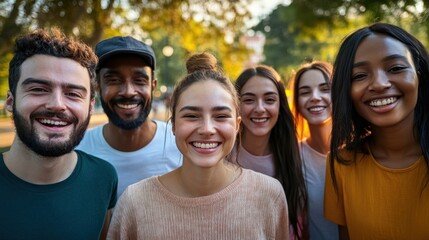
[107,168,289,239]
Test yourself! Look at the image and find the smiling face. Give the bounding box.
[297,69,332,126]
[351,33,419,129]
[98,55,156,130]
[6,54,93,157]
[173,80,240,168]
[239,75,279,138]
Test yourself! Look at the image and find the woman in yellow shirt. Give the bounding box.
[325,22,429,239]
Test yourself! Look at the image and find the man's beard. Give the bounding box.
[100,94,152,130]
[13,105,90,157]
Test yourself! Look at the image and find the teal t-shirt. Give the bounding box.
[0,150,118,239]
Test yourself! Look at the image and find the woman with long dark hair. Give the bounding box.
[232,65,307,239]
[325,23,429,239]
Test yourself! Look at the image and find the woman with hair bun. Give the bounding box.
[107,52,289,239]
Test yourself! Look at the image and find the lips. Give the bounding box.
[251,118,268,123]
[38,118,69,127]
[308,106,326,112]
[31,111,75,127]
[192,142,220,149]
[111,98,143,110]
[367,97,398,107]
[116,103,139,109]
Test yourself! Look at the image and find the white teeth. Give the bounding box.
[252,118,268,123]
[192,142,219,149]
[368,97,397,107]
[117,103,138,109]
[39,119,68,126]
[309,107,325,112]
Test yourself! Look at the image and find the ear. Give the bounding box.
[235,116,241,134]
[89,98,95,115]
[152,79,158,93]
[5,91,14,113]
[171,120,176,135]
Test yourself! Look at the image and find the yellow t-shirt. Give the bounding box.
[324,150,429,239]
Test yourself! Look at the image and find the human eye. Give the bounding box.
[27,85,49,94]
[104,75,121,85]
[241,97,254,104]
[65,91,84,99]
[265,97,277,104]
[134,78,149,85]
[30,87,47,93]
[182,113,199,120]
[320,85,331,92]
[298,90,310,96]
[351,72,367,81]
[388,65,408,73]
[215,112,232,120]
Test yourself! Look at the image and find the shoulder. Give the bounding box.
[121,176,159,199]
[242,169,284,195]
[75,150,116,174]
[153,120,174,134]
[76,124,104,150]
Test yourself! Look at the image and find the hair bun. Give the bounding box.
[186,52,218,74]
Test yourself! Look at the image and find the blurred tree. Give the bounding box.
[255,0,428,83]
[0,0,254,96]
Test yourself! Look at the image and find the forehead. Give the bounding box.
[354,34,412,63]
[299,69,327,87]
[240,75,278,94]
[100,55,151,71]
[19,54,90,89]
[178,80,235,108]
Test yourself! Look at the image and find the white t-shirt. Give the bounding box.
[76,120,182,196]
[300,139,338,240]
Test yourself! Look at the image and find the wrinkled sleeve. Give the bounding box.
[275,188,290,240]
[107,188,137,240]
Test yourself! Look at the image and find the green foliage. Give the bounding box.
[0,0,253,88]
[0,53,12,99]
[256,0,429,84]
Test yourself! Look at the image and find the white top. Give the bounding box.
[76,120,182,196]
[230,144,275,177]
[300,139,338,240]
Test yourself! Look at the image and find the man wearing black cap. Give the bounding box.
[77,36,182,196]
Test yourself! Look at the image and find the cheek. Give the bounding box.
[350,83,365,105]
[297,97,307,112]
[222,121,239,139]
[240,104,252,117]
[268,103,280,117]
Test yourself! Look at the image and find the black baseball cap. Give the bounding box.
[95,36,156,71]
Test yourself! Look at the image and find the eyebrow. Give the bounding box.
[21,78,88,93]
[179,105,232,112]
[353,54,409,68]
[298,82,329,90]
[241,91,278,97]
[103,69,150,79]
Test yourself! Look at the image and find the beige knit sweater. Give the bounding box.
[107,168,289,240]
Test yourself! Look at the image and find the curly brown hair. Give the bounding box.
[8,27,97,99]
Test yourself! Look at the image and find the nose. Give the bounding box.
[369,70,391,92]
[310,90,322,102]
[197,117,216,136]
[119,82,137,97]
[45,91,66,112]
[254,99,266,113]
